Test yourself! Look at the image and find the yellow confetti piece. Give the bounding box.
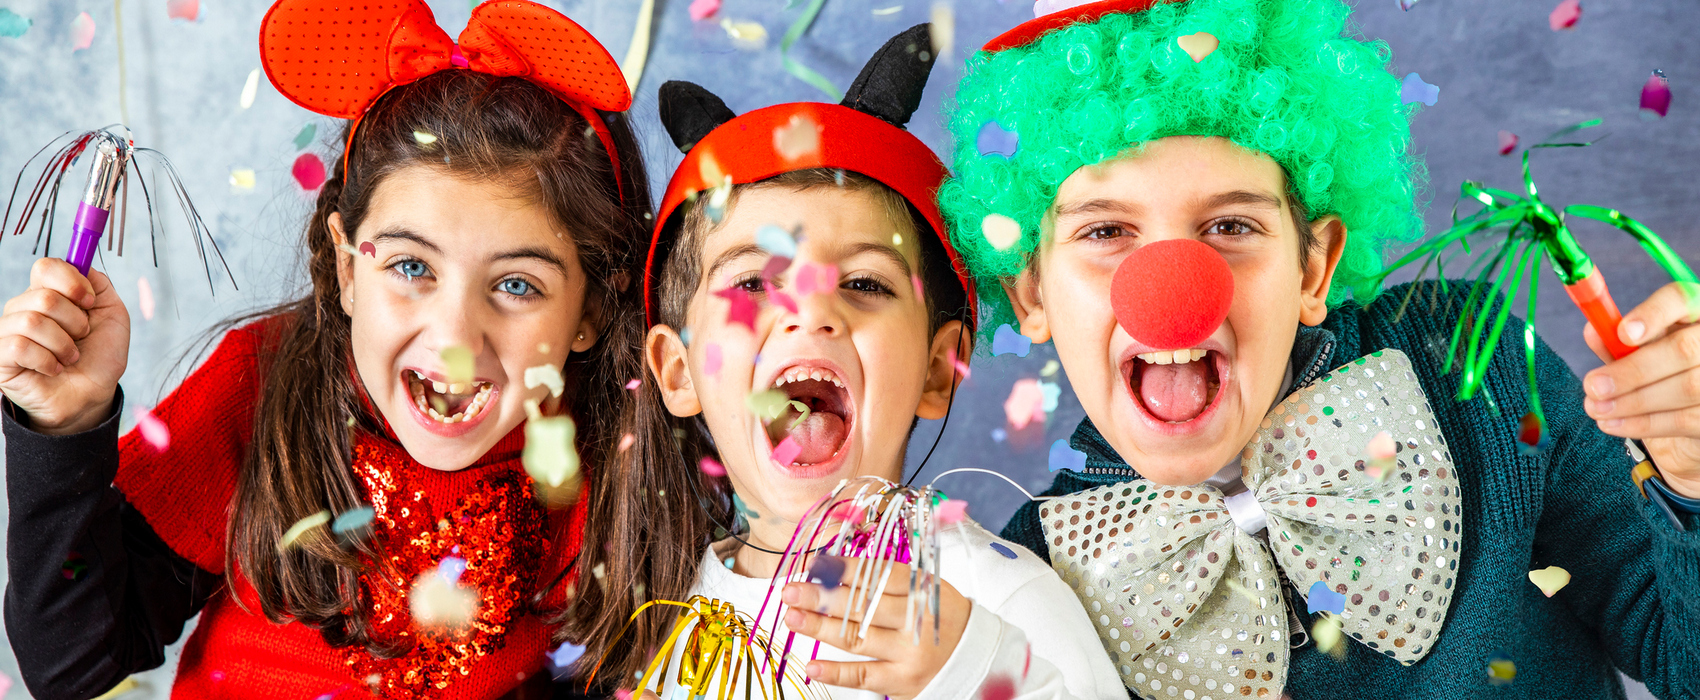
[228,168,256,192]
[1487,656,1517,685]
[745,389,790,421]
[413,130,438,145]
[239,68,260,109]
[524,364,565,398]
[537,342,551,354]
[277,510,330,553]
[872,5,902,15]
[1311,612,1346,661]
[1040,360,1060,377]
[523,408,580,488]
[929,2,953,57]
[721,18,768,50]
[620,0,657,93]
[440,345,475,384]
[982,213,1021,251]
[892,232,904,247]
[773,113,821,162]
[1176,31,1218,62]
[336,242,361,256]
[90,676,139,700]
[410,570,477,629]
[1527,565,1571,597]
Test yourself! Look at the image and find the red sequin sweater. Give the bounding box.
[1,317,584,700]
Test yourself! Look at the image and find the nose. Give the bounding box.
[1111,238,1234,350]
[782,284,844,337]
[424,285,488,362]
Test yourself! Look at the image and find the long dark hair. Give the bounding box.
[221,70,652,655]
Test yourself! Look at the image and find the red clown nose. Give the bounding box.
[1110,239,1234,350]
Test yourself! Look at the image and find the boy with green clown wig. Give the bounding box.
[941,0,1700,698]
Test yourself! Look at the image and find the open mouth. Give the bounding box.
[763,365,854,467]
[1125,348,1224,424]
[404,369,495,424]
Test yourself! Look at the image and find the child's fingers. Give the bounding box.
[782,605,911,658]
[2,286,93,340]
[0,334,65,377]
[0,310,82,368]
[1616,281,1700,348]
[1584,324,1700,402]
[1583,322,1612,364]
[802,658,912,693]
[27,258,96,309]
[782,580,909,630]
[1585,364,1700,423]
[1593,405,1700,442]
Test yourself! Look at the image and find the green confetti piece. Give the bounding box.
[786,400,811,430]
[277,510,330,553]
[779,0,841,101]
[293,122,316,150]
[745,389,789,421]
[0,8,30,38]
[440,346,475,384]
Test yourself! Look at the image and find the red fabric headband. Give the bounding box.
[982,0,1180,53]
[259,0,631,200]
[643,102,970,326]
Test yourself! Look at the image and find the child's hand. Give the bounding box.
[0,258,129,434]
[780,559,971,700]
[1582,281,1700,498]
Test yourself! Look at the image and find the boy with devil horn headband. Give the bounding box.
[941,0,1700,698]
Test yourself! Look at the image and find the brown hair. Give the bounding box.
[218,70,652,655]
[572,169,971,687]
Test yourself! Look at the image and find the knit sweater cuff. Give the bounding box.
[2,386,125,495]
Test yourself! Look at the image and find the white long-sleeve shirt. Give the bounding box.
[650,517,1124,700]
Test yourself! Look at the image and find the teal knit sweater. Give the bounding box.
[999,282,1700,699]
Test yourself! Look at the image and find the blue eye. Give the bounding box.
[499,278,535,296]
[397,260,428,280]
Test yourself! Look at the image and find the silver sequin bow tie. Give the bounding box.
[1041,349,1462,700]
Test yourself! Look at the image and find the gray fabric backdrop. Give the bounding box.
[0,0,1690,696]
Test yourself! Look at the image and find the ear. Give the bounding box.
[917,320,971,420]
[1299,216,1348,327]
[571,316,599,353]
[646,324,702,417]
[1002,268,1052,344]
[841,23,937,127]
[330,212,354,315]
[658,81,737,153]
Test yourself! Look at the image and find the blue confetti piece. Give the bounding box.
[1400,72,1439,106]
[807,556,845,591]
[733,493,761,520]
[992,324,1032,357]
[989,542,1018,559]
[0,9,30,38]
[1048,439,1087,473]
[1039,380,1061,413]
[331,506,375,535]
[991,428,1007,442]
[755,224,797,259]
[549,642,586,667]
[976,120,1019,158]
[679,328,693,347]
[437,556,467,584]
[1306,580,1347,615]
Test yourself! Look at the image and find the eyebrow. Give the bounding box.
[1052,198,1142,220]
[370,227,442,254]
[839,242,913,277]
[1199,189,1284,212]
[372,226,570,276]
[705,243,767,285]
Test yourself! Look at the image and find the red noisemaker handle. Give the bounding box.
[1564,268,1636,360]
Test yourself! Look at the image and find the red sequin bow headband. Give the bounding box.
[259,0,631,201]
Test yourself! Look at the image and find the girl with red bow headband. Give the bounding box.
[0,1,649,698]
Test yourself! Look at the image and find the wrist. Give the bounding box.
[32,396,116,436]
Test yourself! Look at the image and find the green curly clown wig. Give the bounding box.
[939,0,1427,338]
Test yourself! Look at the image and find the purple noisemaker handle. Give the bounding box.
[66,202,110,276]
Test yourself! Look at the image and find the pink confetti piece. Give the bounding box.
[358,241,376,257]
[699,456,726,476]
[618,433,635,452]
[980,674,1018,700]
[761,254,793,282]
[1004,378,1046,430]
[794,262,839,296]
[772,113,822,162]
[166,0,199,21]
[1640,69,1671,120]
[771,436,801,465]
[771,289,798,313]
[1548,0,1580,30]
[1497,130,1519,155]
[827,502,865,522]
[1366,431,1396,459]
[951,348,972,381]
[714,286,758,331]
[625,378,642,390]
[936,499,968,524]
[911,273,924,299]
[70,11,94,51]
[137,277,155,320]
[136,409,170,451]
[688,0,721,21]
[704,342,723,375]
[292,153,327,191]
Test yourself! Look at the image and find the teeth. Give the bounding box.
[408,370,494,424]
[1138,349,1209,365]
[448,382,468,394]
[772,366,845,388]
[433,380,449,394]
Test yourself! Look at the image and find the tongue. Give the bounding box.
[785,411,846,464]
[1138,361,1210,422]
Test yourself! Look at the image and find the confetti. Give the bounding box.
[892,233,903,247]
[991,428,1007,442]
[777,0,840,99]
[1038,380,1060,412]
[524,364,565,398]
[1497,130,1519,155]
[550,642,586,667]
[733,493,761,520]
[293,122,317,150]
[358,241,376,257]
[992,323,1032,357]
[618,433,635,452]
[1004,379,1046,430]
[166,0,199,22]
[912,273,924,299]
[827,502,865,522]
[688,0,720,21]
[952,353,972,382]
[1548,0,1581,31]
[988,542,1018,559]
[1487,654,1517,685]
[0,9,32,38]
[619,0,655,93]
[1176,31,1218,62]
[723,557,736,569]
[976,121,1019,158]
[1048,439,1087,472]
[1527,566,1571,597]
[756,224,799,258]
[761,255,794,286]
[137,277,155,320]
[292,153,326,191]
[413,130,438,145]
[1311,613,1346,661]
[437,556,467,584]
[770,289,798,313]
[410,569,477,629]
[277,510,330,552]
[980,675,1017,700]
[1640,69,1671,120]
[773,114,822,162]
[70,11,94,51]
[1397,0,1420,10]
[1517,412,1551,455]
[929,2,953,57]
[1365,430,1396,480]
[229,168,256,192]
[981,213,1022,251]
[523,413,580,488]
[721,18,768,50]
[1040,360,1059,376]
[240,68,261,109]
[331,506,375,536]
[1305,580,1347,615]
[87,676,126,699]
[714,285,759,331]
[62,552,87,580]
[699,456,726,477]
[771,436,801,464]
[1400,72,1439,106]
[807,555,845,591]
[626,378,642,390]
[936,499,968,524]
[872,5,902,15]
[794,262,838,296]
[440,346,475,383]
[745,388,789,421]
[136,409,170,451]
[704,342,723,375]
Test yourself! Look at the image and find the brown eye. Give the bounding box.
[1207,220,1256,236]
[1082,224,1129,240]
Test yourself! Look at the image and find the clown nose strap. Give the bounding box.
[1111,239,1234,350]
